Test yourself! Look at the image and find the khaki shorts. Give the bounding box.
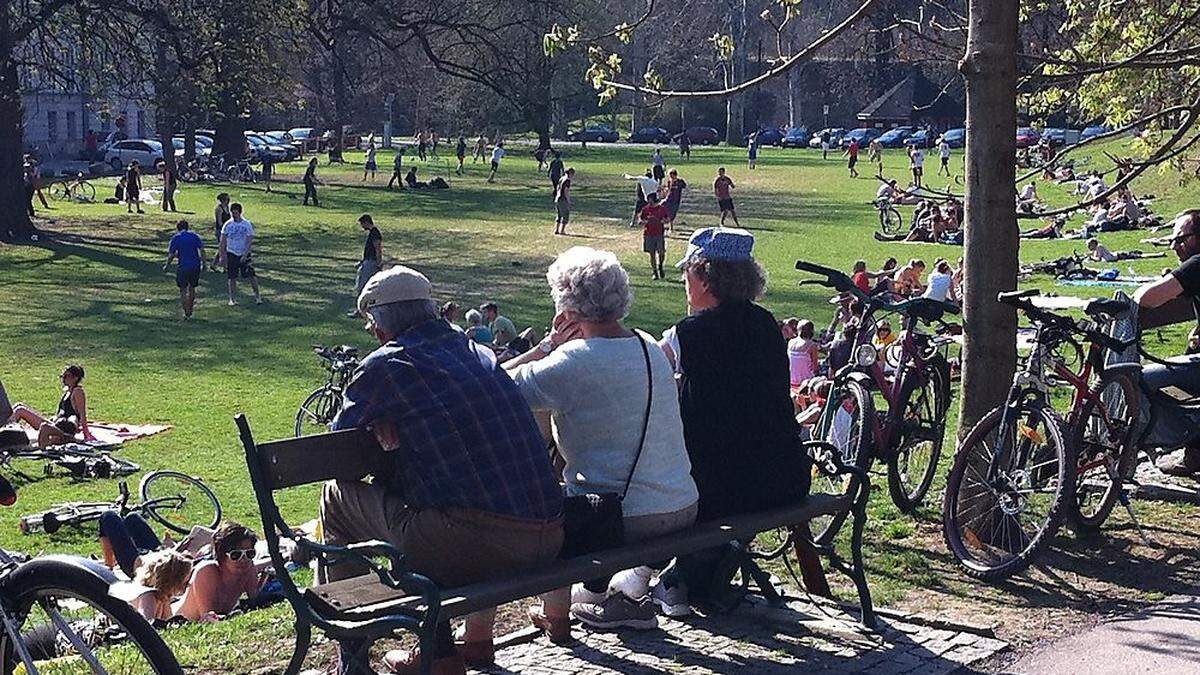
[318,480,563,586]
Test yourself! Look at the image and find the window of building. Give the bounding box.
[136,110,146,138]
[47,110,58,141]
[66,110,77,140]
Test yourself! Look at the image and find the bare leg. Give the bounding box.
[249,277,262,303]
[731,209,740,227]
[459,608,497,644]
[228,278,237,305]
[10,405,49,429]
[540,588,570,619]
[38,422,69,448]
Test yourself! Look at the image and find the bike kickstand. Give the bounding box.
[1119,490,1155,547]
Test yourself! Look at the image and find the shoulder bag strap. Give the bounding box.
[621,332,654,500]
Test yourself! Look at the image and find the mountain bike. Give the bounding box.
[0,444,139,481]
[19,471,221,537]
[48,174,96,203]
[0,472,183,673]
[795,261,958,540]
[295,345,360,437]
[872,198,904,236]
[942,289,1133,581]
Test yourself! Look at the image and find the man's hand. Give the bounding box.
[162,262,170,271]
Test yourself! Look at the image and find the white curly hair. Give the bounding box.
[546,247,633,322]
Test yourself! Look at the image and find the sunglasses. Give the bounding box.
[226,548,255,561]
[1170,232,1198,246]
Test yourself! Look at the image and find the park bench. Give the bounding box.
[236,414,875,675]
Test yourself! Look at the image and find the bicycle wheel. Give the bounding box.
[2,559,182,674]
[887,360,949,513]
[942,403,1072,581]
[138,471,221,535]
[49,182,70,201]
[1068,371,1141,533]
[880,207,905,236]
[77,182,96,202]
[295,387,339,437]
[809,379,874,543]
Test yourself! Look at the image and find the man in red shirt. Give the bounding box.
[845,139,860,178]
[713,167,739,227]
[640,193,670,279]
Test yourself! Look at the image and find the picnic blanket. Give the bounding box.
[18,421,171,447]
[1057,277,1157,288]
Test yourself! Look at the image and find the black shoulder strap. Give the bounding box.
[621,332,654,500]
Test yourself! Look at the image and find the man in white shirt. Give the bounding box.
[923,259,956,303]
[218,203,262,306]
[486,142,506,183]
[876,179,899,202]
[623,170,661,227]
[909,147,925,187]
[938,139,952,176]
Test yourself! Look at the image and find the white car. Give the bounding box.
[103,139,182,171]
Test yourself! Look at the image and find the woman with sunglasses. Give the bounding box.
[7,364,96,447]
[175,522,262,622]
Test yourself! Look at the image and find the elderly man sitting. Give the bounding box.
[320,265,564,675]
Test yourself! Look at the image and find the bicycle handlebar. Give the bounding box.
[997,289,1135,353]
[795,259,961,324]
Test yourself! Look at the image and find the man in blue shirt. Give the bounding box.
[321,265,563,674]
[163,220,205,319]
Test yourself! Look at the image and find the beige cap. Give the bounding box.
[357,265,432,314]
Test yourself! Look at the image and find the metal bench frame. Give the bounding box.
[237,414,875,675]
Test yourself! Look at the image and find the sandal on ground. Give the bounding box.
[381,648,465,675]
[527,605,572,644]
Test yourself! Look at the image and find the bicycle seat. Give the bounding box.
[338,345,359,356]
[1085,298,1129,319]
[998,289,1039,304]
[899,297,959,323]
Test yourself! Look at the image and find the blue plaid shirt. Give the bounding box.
[333,319,563,521]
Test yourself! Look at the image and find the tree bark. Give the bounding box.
[725,0,747,145]
[958,0,1020,435]
[0,25,31,241]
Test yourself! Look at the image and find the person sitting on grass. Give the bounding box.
[405,166,428,188]
[464,309,494,344]
[174,522,262,623]
[7,365,95,447]
[320,266,563,673]
[876,178,899,202]
[130,549,194,622]
[893,259,927,296]
[923,259,956,303]
[503,246,699,638]
[787,320,820,411]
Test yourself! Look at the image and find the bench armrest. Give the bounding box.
[299,538,441,616]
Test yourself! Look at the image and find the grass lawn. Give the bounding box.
[2,138,1197,671]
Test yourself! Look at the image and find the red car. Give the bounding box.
[673,126,721,146]
[1015,127,1041,148]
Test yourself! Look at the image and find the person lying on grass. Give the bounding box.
[173,522,263,622]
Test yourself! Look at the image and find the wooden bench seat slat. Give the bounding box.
[306,494,847,620]
[258,427,385,489]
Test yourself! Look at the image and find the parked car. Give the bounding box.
[840,127,882,149]
[1015,127,1041,148]
[674,126,721,146]
[249,132,299,160]
[1080,125,1112,142]
[97,131,129,154]
[903,129,935,149]
[627,127,672,144]
[876,126,915,148]
[780,127,810,148]
[568,125,619,143]
[937,127,966,149]
[170,138,210,158]
[807,128,845,149]
[103,139,181,171]
[747,127,786,146]
[244,133,290,162]
[288,127,326,151]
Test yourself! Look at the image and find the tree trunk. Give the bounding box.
[725,0,747,145]
[958,0,1020,435]
[0,21,32,241]
[154,39,178,175]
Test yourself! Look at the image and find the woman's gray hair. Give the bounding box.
[546,247,632,322]
[367,299,438,335]
[464,309,484,326]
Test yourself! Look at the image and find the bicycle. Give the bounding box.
[19,470,221,537]
[0,472,183,673]
[48,174,96,203]
[794,261,958,538]
[1,444,139,481]
[295,344,360,437]
[941,289,1133,581]
[872,198,905,237]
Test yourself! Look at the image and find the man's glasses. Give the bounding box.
[1171,232,1198,246]
[226,548,255,561]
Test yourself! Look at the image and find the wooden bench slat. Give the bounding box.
[258,427,386,489]
[306,494,848,620]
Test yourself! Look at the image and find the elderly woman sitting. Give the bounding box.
[504,246,699,637]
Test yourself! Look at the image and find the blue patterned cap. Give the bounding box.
[675,227,755,268]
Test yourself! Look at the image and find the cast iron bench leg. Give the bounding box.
[849,478,877,630]
[284,619,312,675]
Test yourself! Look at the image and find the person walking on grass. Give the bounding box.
[641,193,669,279]
[473,134,487,163]
[456,135,468,175]
[938,137,952,177]
[487,142,506,183]
[868,138,883,173]
[218,203,262,306]
[160,160,178,212]
[125,161,144,214]
[713,166,739,227]
[548,150,565,197]
[623,169,659,228]
[820,130,831,160]
[416,131,428,161]
[303,157,321,206]
[909,145,925,188]
[554,167,574,235]
[212,193,231,271]
[260,152,274,193]
[349,214,383,315]
[651,148,665,183]
[163,220,204,320]
[387,147,405,189]
[664,168,687,231]
[362,140,378,182]
[747,133,758,170]
[844,138,860,178]
[678,132,691,159]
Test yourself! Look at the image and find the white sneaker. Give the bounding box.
[571,583,607,606]
[651,581,691,617]
[228,299,237,306]
[608,566,653,600]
